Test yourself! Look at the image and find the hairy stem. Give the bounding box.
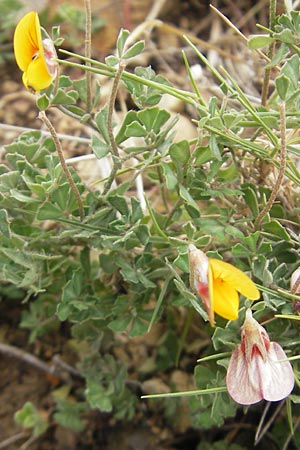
[103,63,126,194]
[85,0,92,111]
[255,102,286,228]
[39,111,84,221]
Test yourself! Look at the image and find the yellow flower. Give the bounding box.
[188,244,260,326]
[14,11,57,93]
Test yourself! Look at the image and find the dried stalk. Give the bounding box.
[0,432,29,450]
[0,342,56,375]
[0,342,83,380]
[39,111,84,221]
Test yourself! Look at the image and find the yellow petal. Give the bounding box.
[24,56,53,92]
[209,259,260,300]
[14,11,42,72]
[213,279,239,320]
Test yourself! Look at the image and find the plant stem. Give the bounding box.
[261,0,277,106]
[103,63,125,194]
[38,111,84,221]
[0,432,29,450]
[85,0,92,112]
[58,50,198,105]
[259,0,278,185]
[255,102,286,228]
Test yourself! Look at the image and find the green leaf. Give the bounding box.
[91,135,110,159]
[281,54,299,90]
[130,197,143,222]
[51,88,78,105]
[0,171,20,190]
[135,224,150,244]
[173,251,189,272]
[37,202,62,220]
[179,185,200,212]
[137,107,159,132]
[117,28,130,57]
[169,140,190,164]
[94,106,110,143]
[115,111,138,144]
[266,43,289,68]
[85,380,113,412]
[248,34,274,49]
[0,209,11,238]
[58,75,73,88]
[53,401,86,432]
[108,195,129,216]
[14,402,48,437]
[125,121,147,137]
[275,74,290,101]
[51,25,62,43]
[152,109,171,134]
[209,134,222,160]
[232,243,250,257]
[105,55,119,67]
[123,41,145,59]
[262,219,290,240]
[161,162,178,190]
[108,315,131,332]
[242,184,258,216]
[273,28,294,44]
[36,94,49,111]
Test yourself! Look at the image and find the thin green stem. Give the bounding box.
[38,111,84,221]
[181,49,206,107]
[57,50,197,105]
[141,386,227,399]
[85,0,92,112]
[255,101,286,228]
[175,308,194,367]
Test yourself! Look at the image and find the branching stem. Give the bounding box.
[39,111,84,221]
[255,102,286,228]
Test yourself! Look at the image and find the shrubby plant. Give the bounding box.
[1,0,300,447]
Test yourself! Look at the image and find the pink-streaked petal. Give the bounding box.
[257,343,294,402]
[188,244,214,325]
[226,346,263,405]
[188,245,209,293]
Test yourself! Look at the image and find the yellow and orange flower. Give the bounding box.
[14,11,57,93]
[188,244,260,326]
